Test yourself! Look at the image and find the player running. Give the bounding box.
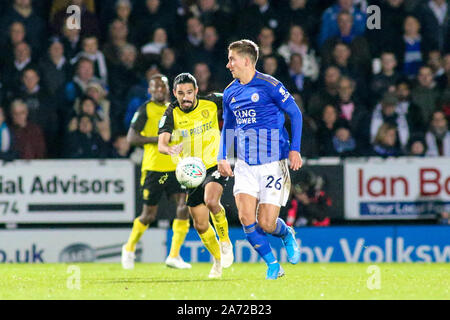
[122,74,191,270]
[158,73,233,278]
[218,40,303,279]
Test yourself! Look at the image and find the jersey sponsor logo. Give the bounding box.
[158,116,167,128]
[233,109,257,124]
[279,87,290,103]
[251,93,259,102]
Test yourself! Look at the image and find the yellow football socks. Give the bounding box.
[125,218,148,252]
[198,224,221,260]
[169,219,190,258]
[210,205,230,243]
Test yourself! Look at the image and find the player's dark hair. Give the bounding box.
[228,39,259,64]
[173,73,197,90]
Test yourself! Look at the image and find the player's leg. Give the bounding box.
[165,192,191,269]
[258,160,300,265]
[204,179,233,268]
[189,204,222,278]
[122,171,162,269]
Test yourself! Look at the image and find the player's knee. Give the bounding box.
[238,213,256,227]
[258,218,276,233]
[204,197,220,213]
[193,220,209,234]
[176,204,189,219]
[140,206,157,225]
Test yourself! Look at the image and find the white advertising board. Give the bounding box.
[0,160,135,223]
[344,157,450,219]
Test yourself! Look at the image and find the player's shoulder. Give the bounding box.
[137,99,152,112]
[198,93,223,106]
[254,72,280,87]
[223,80,238,95]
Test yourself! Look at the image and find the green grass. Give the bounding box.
[0,263,448,300]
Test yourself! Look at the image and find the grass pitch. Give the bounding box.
[0,263,448,300]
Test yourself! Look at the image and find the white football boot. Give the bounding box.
[220,241,234,268]
[208,258,222,278]
[121,245,135,270]
[165,256,192,269]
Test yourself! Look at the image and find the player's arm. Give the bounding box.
[271,83,303,171]
[157,106,182,155]
[127,104,159,146]
[217,92,234,177]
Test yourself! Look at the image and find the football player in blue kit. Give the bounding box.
[218,39,303,279]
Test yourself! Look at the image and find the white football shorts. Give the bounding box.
[233,159,291,207]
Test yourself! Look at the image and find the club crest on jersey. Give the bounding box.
[251,93,259,102]
[201,110,209,119]
[158,116,166,128]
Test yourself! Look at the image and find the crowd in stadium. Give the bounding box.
[0,0,449,161]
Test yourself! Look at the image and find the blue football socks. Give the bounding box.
[243,222,277,265]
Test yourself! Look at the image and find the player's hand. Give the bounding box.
[218,159,233,177]
[289,151,302,171]
[168,143,183,156]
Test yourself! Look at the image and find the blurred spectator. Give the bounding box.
[257,27,277,59]
[330,124,357,157]
[336,76,367,135]
[287,53,314,103]
[283,0,317,39]
[14,67,59,157]
[237,0,282,42]
[197,0,234,42]
[185,16,204,49]
[102,19,130,66]
[411,66,442,124]
[277,24,319,81]
[64,57,100,107]
[425,110,450,156]
[321,11,371,77]
[63,114,109,159]
[370,52,402,107]
[0,22,27,68]
[308,65,341,119]
[406,134,427,156]
[193,63,219,95]
[437,53,450,90]
[141,27,168,57]
[51,0,100,39]
[415,0,450,54]
[287,170,331,227]
[316,104,349,156]
[438,90,450,122]
[71,36,108,86]
[396,79,425,133]
[261,55,293,90]
[0,105,16,161]
[370,123,403,157]
[60,18,82,61]
[110,132,131,158]
[2,42,35,98]
[0,0,46,55]
[159,47,183,84]
[108,44,140,102]
[427,50,445,80]
[10,99,46,159]
[397,15,425,79]
[38,39,71,96]
[318,0,366,47]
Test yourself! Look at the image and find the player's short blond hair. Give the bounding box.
[228,39,259,64]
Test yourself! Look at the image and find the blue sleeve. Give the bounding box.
[217,92,235,161]
[270,83,303,153]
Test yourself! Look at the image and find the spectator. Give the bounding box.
[110,133,131,158]
[425,110,450,156]
[370,52,402,107]
[141,27,168,67]
[415,0,450,53]
[10,99,46,159]
[427,50,445,80]
[197,0,234,42]
[411,66,442,124]
[193,63,219,96]
[63,114,109,159]
[336,76,367,135]
[287,170,331,227]
[396,79,425,133]
[283,0,317,39]
[108,44,140,102]
[370,123,403,157]
[2,42,35,98]
[60,18,82,61]
[159,47,183,84]
[0,0,46,55]
[261,55,293,90]
[318,0,366,47]
[396,15,425,79]
[330,124,358,157]
[51,0,100,39]
[64,57,100,107]
[316,104,349,156]
[71,36,108,86]
[437,53,450,90]
[287,53,314,103]
[38,39,71,96]
[308,65,341,119]
[102,19,130,66]
[277,24,319,81]
[0,105,16,161]
[406,134,427,156]
[0,22,27,68]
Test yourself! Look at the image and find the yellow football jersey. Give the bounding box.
[130,100,177,172]
[158,93,222,170]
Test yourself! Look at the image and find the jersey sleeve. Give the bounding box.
[130,102,148,132]
[218,90,235,161]
[269,81,303,153]
[157,104,175,135]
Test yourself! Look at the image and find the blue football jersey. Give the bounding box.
[219,71,303,165]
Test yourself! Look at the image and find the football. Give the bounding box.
[175,157,207,188]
